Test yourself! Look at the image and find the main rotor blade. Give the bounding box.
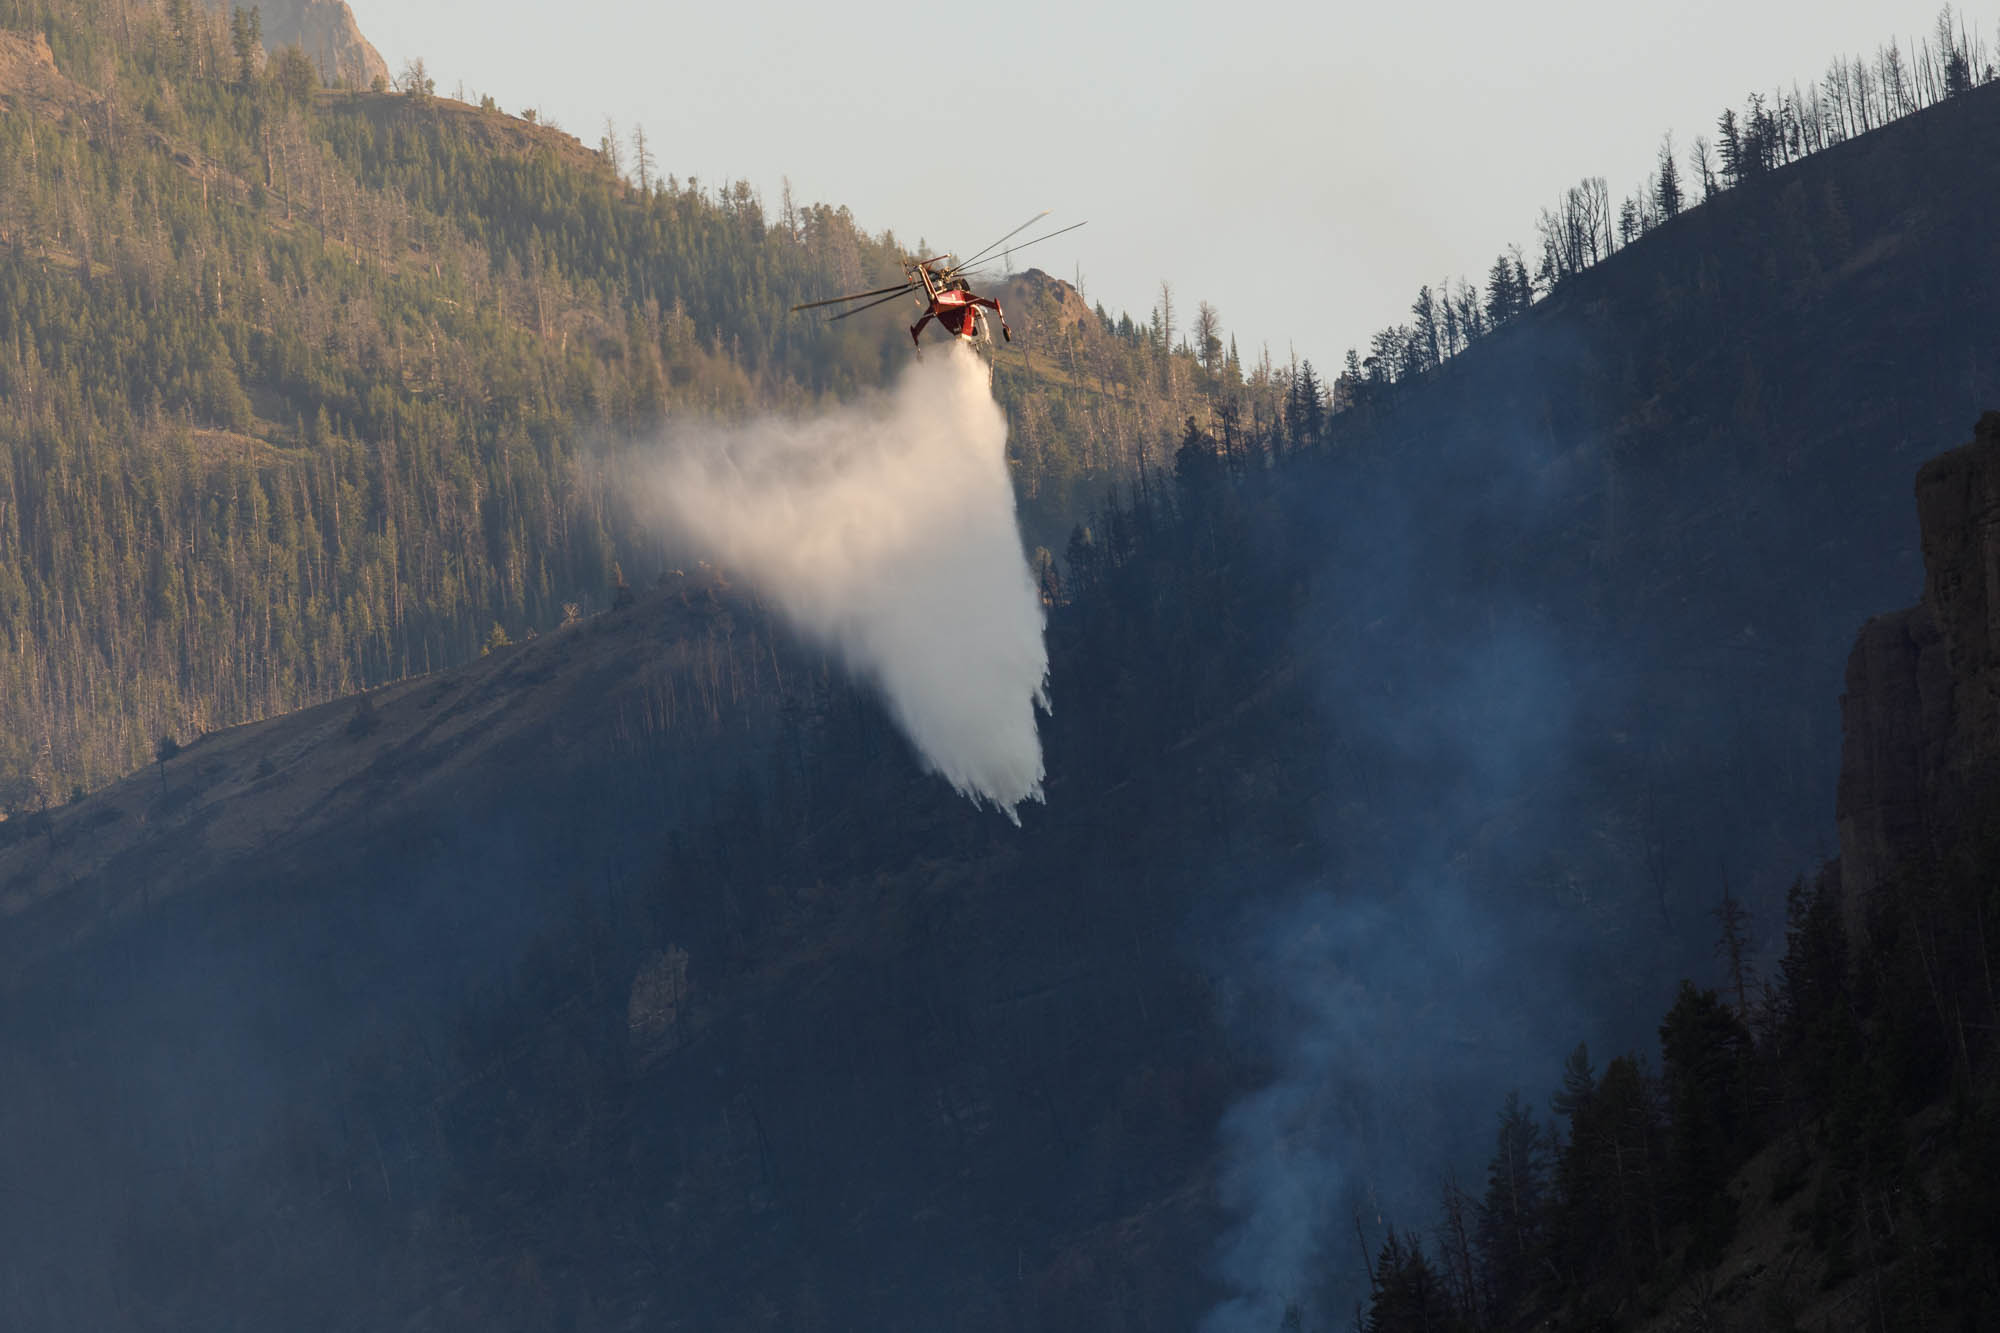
[947,220,1089,277]
[828,287,916,322]
[952,209,1051,272]
[792,281,917,313]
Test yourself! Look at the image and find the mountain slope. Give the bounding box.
[0,541,1303,1330]
[1313,74,2000,905]
[7,7,2000,1332]
[0,0,1254,803]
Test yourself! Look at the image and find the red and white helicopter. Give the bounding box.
[792,211,1086,349]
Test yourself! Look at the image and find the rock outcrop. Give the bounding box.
[994,268,1097,339]
[0,28,96,119]
[1837,411,2000,933]
[232,0,389,90]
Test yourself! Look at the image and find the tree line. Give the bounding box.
[1309,5,2000,413]
[1341,852,2000,1332]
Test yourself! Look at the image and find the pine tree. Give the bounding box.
[1552,1042,1596,1124]
[1941,7,1975,95]
[1475,1091,1547,1321]
[1778,872,1856,1105]
[274,45,318,106]
[1556,1054,1665,1287]
[166,0,199,76]
[629,123,655,193]
[1511,249,1534,311]
[1653,133,1683,219]
[1411,284,1442,372]
[1286,360,1324,448]
[1743,93,1775,175]
[230,6,260,87]
[1366,1232,1454,1333]
[1713,878,1755,1019]
[1716,108,1743,187]
[1659,982,1752,1258]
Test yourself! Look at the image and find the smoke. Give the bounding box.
[635,342,1049,819]
[1199,413,1691,1329]
[1201,627,1598,1331]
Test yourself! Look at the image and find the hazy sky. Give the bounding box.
[349,0,1972,372]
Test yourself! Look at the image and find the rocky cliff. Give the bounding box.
[994,268,1096,339]
[1838,411,2000,933]
[234,0,388,89]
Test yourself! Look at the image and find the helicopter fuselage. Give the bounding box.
[910,264,1007,346]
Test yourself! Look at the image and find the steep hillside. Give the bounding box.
[0,501,1310,1330]
[1308,75,2000,908]
[1346,419,2000,1333]
[7,5,2000,1331]
[0,0,1255,802]
[0,571,796,977]
[1237,83,2000,1321]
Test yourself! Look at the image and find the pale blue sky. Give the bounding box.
[350,0,1975,373]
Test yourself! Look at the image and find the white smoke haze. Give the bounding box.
[634,342,1050,820]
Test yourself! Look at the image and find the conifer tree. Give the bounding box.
[1286,360,1324,448]
[1716,108,1743,187]
[1411,284,1442,372]
[629,123,655,193]
[1475,1091,1546,1321]
[230,6,260,87]
[1653,132,1683,219]
[1659,982,1751,1257]
[1365,1232,1453,1333]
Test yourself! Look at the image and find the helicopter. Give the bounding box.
[791,211,1087,349]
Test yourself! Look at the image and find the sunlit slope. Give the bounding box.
[0,0,1250,802]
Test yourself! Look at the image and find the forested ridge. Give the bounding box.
[0,0,1269,806]
[1328,3,2000,406]
[6,0,1994,807]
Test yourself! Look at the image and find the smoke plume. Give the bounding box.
[1199,412,1688,1328]
[637,342,1049,819]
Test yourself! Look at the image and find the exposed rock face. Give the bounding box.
[994,268,1096,339]
[0,28,95,118]
[229,0,389,89]
[1916,412,2000,774]
[1837,412,2000,933]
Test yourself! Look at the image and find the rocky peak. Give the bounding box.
[1836,413,2000,934]
[227,0,388,90]
[993,268,1098,338]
